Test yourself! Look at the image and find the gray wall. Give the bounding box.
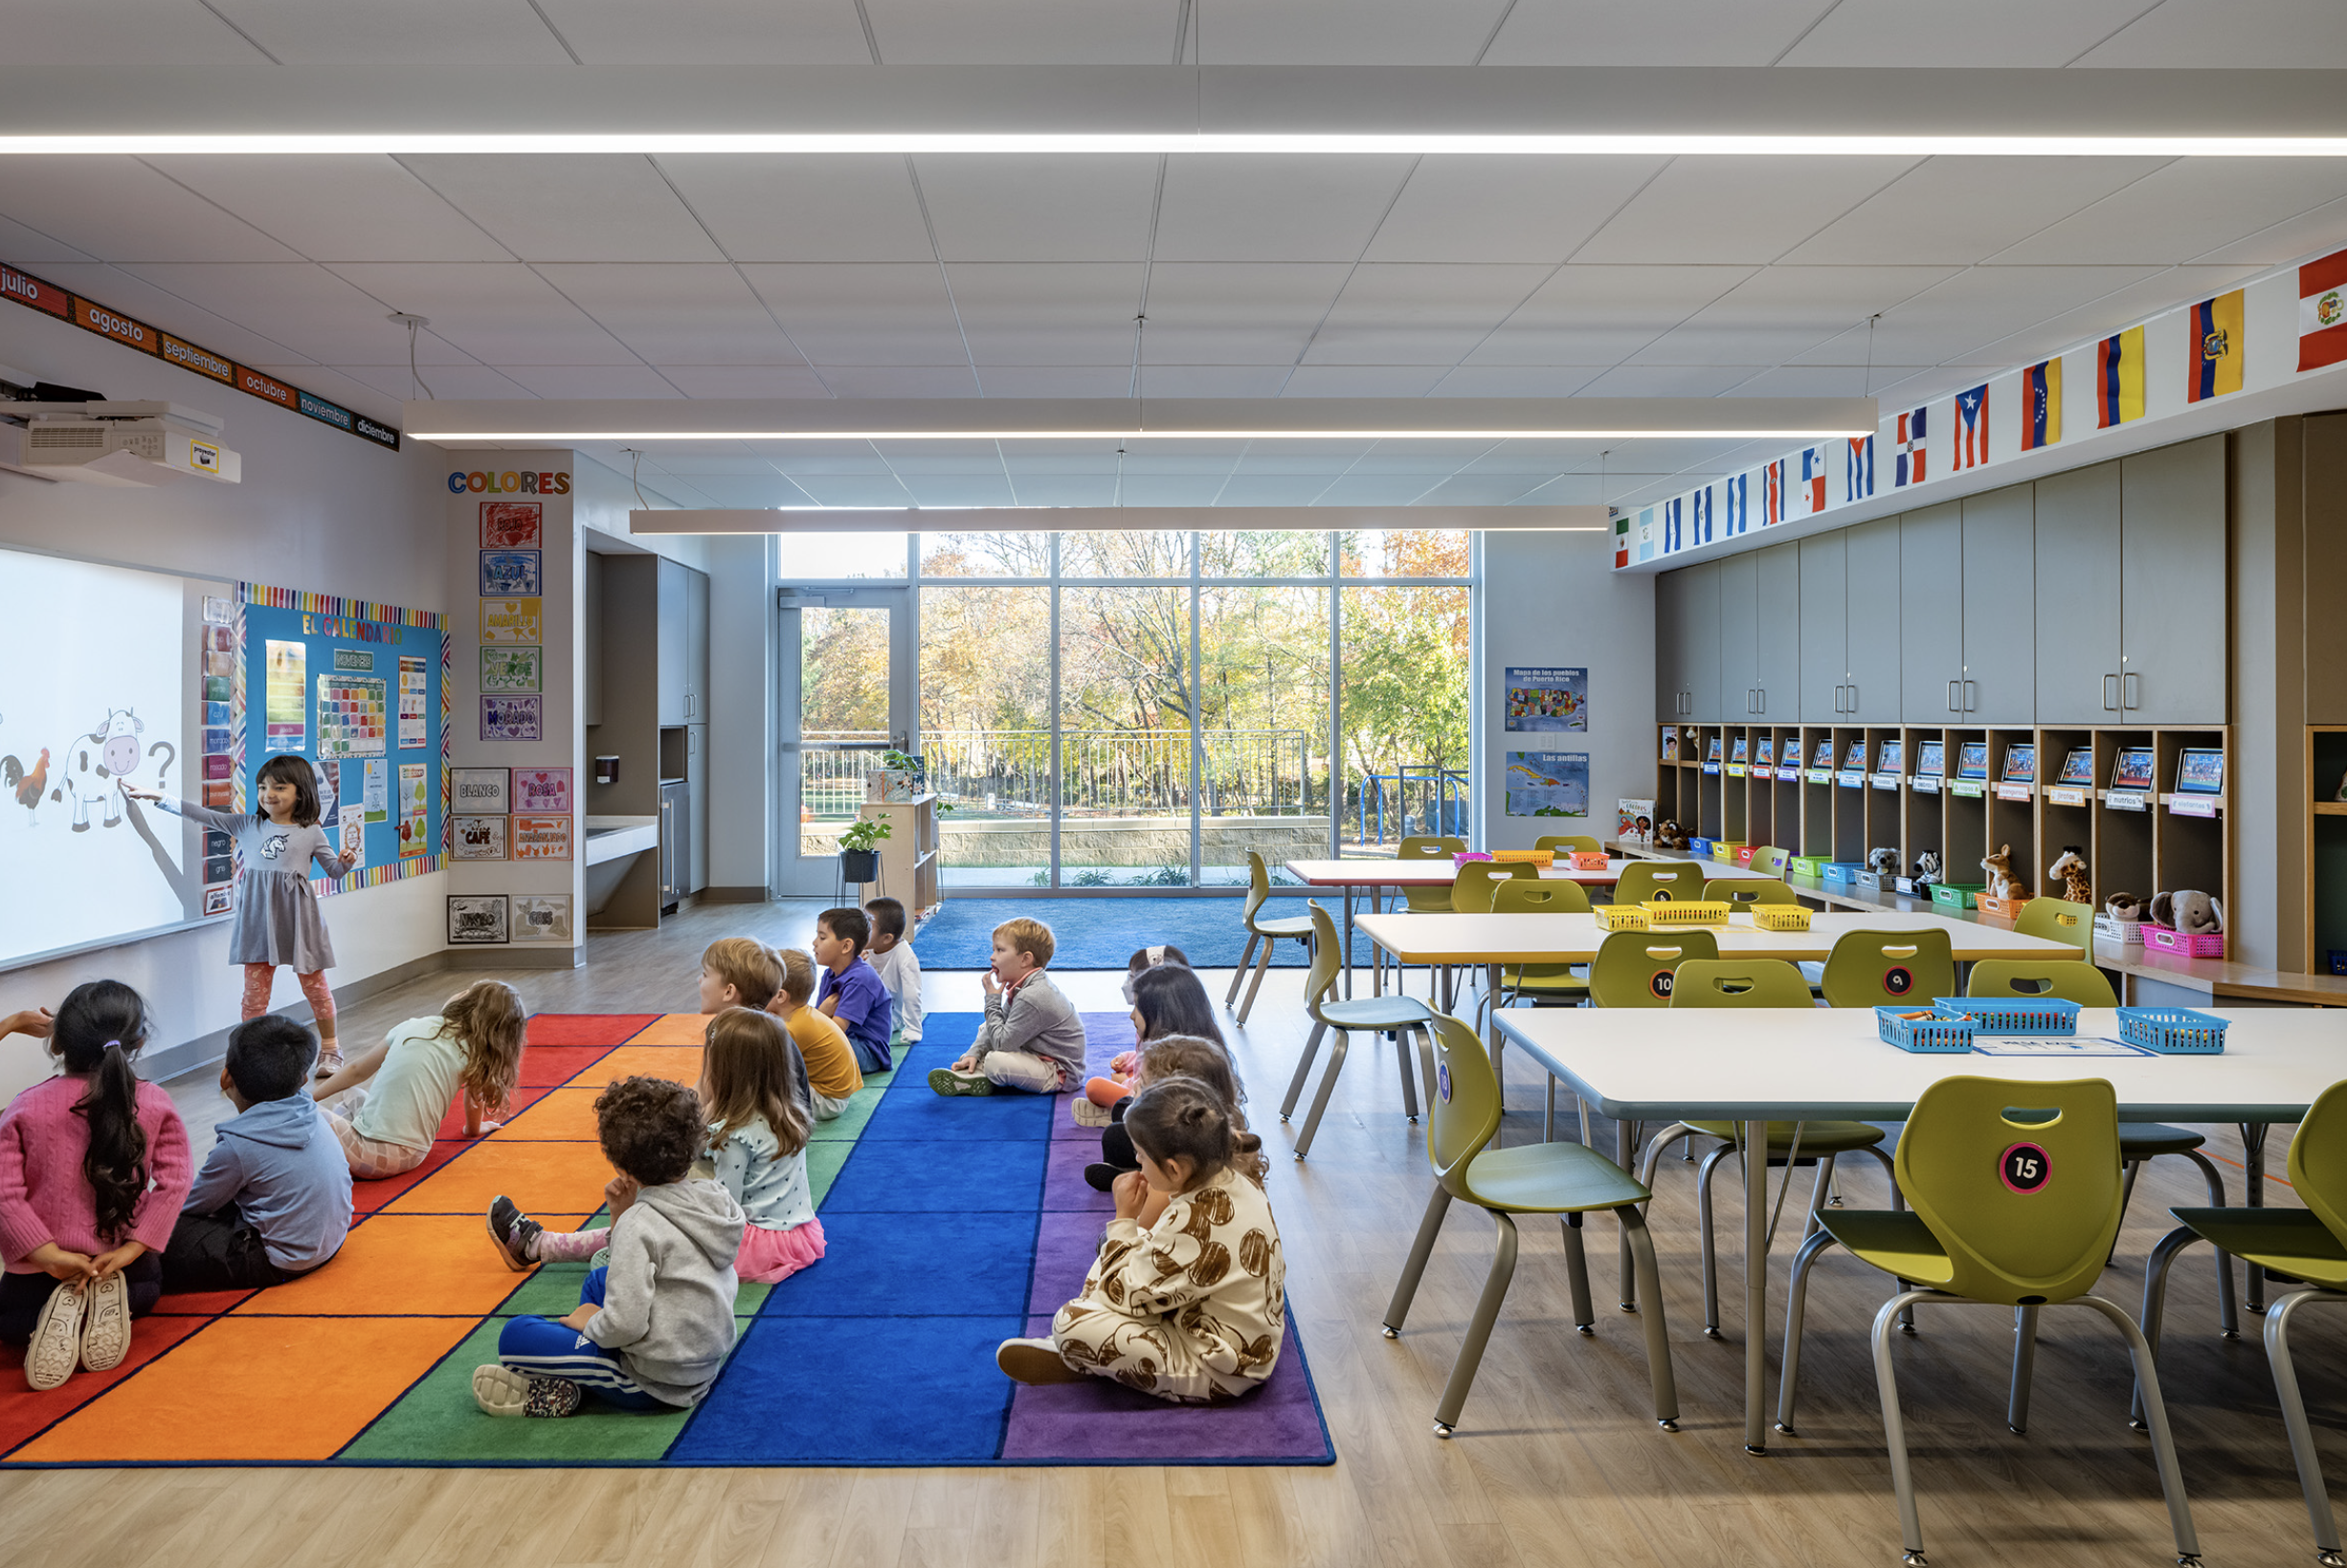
[704,533,778,897]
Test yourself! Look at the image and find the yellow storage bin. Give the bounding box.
[1710,841,1746,864]
[1491,848,1554,865]
[1752,905,1813,932]
[1641,899,1731,928]
[1594,905,1651,931]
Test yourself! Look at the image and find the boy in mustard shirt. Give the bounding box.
[770,948,863,1120]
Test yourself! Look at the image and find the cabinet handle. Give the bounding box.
[1964,681,1978,713]
[1948,680,1960,713]
[1755,687,1764,715]
[2122,672,2140,710]
[2103,674,2120,712]
[1847,682,1858,713]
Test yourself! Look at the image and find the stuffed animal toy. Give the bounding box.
[1867,846,1899,875]
[2151,889,2224,935]
[1655,819,1688,851]
[1980,844,2030,901]
[1911,851,1940,886]
[2048,846,2091,904]
[2104,892,2143,924]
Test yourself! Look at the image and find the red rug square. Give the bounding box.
[524,1015,659,1048]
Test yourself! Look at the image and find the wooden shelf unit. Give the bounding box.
[855,794,942,919]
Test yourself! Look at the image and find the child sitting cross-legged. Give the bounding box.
[997,1076,1285,1404]
[1084,1034,1249,1225]
[698,938,815,1110]
[929,917,1086,1097]
[473,1074,747,1418]
[488,1008,826,1287]
[1079,955,1217,1125]
[311,980,526,1179]
[813,907,894,1075]
[769,947,862,1119]
[163,1016,352,1293]
[861,896,923,1048]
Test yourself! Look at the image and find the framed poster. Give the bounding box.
[1916,739,1945,777]
[451,767,510,816]
[2057,747,2096,786]
[1503,666,1588,732]
[2111,747,2156,791]
[481,695,543,741]
[1504,752,1589,818]
[512,767,572,815]
[481,598,543,644]
[1877,738,1904,773]
[2176,748,2225,795]
[512,893,573,943]
[511,814,573,861]
[447,894,509,945]
[481,501,543,549]
[480,550,543,598]
[1956,741,1991,779]
[452,815,508,861]
[1843,740,1867,772]
[2001,743,2037,783]
[480,645,542,693]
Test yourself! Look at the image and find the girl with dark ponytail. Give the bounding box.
[0,980,192,1391]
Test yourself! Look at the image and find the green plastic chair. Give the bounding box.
[1380,1012,1680,1439]
[1481,881,1594,1083]
[2139,1080,2347,1567]
[1586,929,1720,1008]
[1967,962,2237,1336]
[1450,860,1536,914]
[1612,860,1708,906]
[1750,845,1793,879]
[1534,834,1603,856]
[1639,958,1894,1334]
[1224,849,1317,1025]
[1778,1076,2201,1567]
[1279,903,1438,1158]
[1706,877,1799,908]
[1818,927,1956,1010]
[2013,895,2092,953]
[1397,835,1466,913]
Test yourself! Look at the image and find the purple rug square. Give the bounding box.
[998,1318,1332,1463]
[1028,1209,1109,1313]
[1049,1096,1103,1142]
[1044,1140,1116,1214]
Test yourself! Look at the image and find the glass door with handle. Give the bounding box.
[780,587,912,897]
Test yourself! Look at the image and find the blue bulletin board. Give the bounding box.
[231,583,448,899]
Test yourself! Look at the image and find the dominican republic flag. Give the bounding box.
[1954,384,1987,470]
[1894,407,1927,487]
[1762,459,1786,526]
[2020,359,2061,451]
[2300,248,2347,372]
[2097,326,2145,428]
[1662,497,1683,553]
[1800,446,1828,515]
[2187,289,2245,402]
[1846,436,1874,501]
[1723,472,1750,535]
[1637,507,1656,562]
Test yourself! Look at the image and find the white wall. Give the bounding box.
[0,304,448,1098]
[704,533,777,895]
[1480,530,1657,850]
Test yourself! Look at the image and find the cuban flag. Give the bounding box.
[1846,435,1874,501]
[1636,506,1656,562]
[1662,496,1683,553]
[1954,383,1987,470]
[1762,459,1786,526]
[1894,407,1927,487]
[1723,472,1749,536]
[1799,446,1827,515]
[1691,485,1714,545]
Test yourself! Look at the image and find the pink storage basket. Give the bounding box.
[2142,923,2224,958]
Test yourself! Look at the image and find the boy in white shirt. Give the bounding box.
[861,896,924,1047]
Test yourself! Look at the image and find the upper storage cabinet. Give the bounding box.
[1844,517,1901,723]
[1717,551,1756,716]
[1959,483,2036,725]
[1798,530,1847,722]
[1654,560,1721,720]
[656,557,712,728]
[1753,543,1799,721]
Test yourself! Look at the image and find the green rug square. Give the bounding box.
[810,1087,882,1141]
[807,1140,853,1206]
[498,1258,596,1317]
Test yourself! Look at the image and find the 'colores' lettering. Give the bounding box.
[448,470,570,495]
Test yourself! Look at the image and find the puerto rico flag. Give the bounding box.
[1799,446,1828,515]
[2300,248,2347,372]
[1954,384,1987,470]
[2186,289,2245,402]
[2097,326,2145,428]
[2020,359,2061,450]
[1762,459,1786,526]
[1846,435,1874,501]
[1662,496,1683,553]
[1723,472,1749,535]
[1894,407,1926,487]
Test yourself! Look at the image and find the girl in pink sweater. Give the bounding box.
[0,981,191,1391]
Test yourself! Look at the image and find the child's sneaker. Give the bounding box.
[928,1066,993,1097]
[24,1282,85,1391]
[78,1272,130,1372]
[995,1337,1087,1385]
[485,1196,541,1272]
[473,1364,583,1418]
[1070,1097,1115,1128]
[312,1047,344,1080]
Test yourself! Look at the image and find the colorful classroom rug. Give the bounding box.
[0,1012,1331,1468]
[912,894,1334,970]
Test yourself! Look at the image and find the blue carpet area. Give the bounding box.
[911,894,1333,970]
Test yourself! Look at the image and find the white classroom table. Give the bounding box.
[1494,1004,2347,1454]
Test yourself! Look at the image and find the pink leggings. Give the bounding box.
[242,964,338,1050]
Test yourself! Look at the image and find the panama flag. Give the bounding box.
[2300,248,2347,372]
[1846,435,1874,501]
[1723,472,1750,535]
[1662,497,1683,553]
[2186,289,2246,403]
[1893,407,1927,487]
[1762,459,1786,526]
[2020,359,2062,451]
[2097,326,2145,428]
[1799,446,1828,515]
[1953,384,1987,470]
[1636,506,1656,562]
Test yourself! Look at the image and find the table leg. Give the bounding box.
[1340,885,1354,1000]
[2243,1122,2269,1314]
[1744,1117,1769,1454]
[1486,961,1505,1147]
[1618,1116,1637,1310]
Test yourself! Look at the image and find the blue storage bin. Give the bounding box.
[1688,837,1715,859]
[1820,862,1866,889]
[1932,997,2081,1036]
[1878,1006,1974,1053]
[2117,1006,2228,1055]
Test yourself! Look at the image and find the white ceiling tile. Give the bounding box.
[1728,365,1924,396]
[874,452,1005,475]
[1779,0,2155,65]
[904,477,1021,506]
[863,0,1167,62]
[773,454,897,475]
[738,263,968,364]
[1625,265,1960,364]
[332,363,532,400]
[1007,477,1122,505]
[1301,263,1551,364]
[1462,264,1753,364]
[685,476,821,506]
[537,0,872,62]
[1780,156,2170,266]
[1484,1,1825,64]
[1200,0,1509,62]
[5,1,265,62]
[0,213,94,267]
[1966,264,2263,366]
[1309,475,1443,504]
[973,366,1139,397]
[213,0,573,62]
[1570,365,1774,396]
[1576,157,1920,265]
[497,365,686,398]
[22,262,318,368]
[643,454,789,477]
[793,476,923,505]
[1000,453,1121,475]
[2187,193,2347,267]
[1992,161,2347,266]
[399,157,724,263]
[814,366,984,397]
[1410,474,1552,504]
[533,263,806,365]
[1365,158,1670,263]
[0,158,302,263]
[656,365,837,397]
[108,261,466,364]
[144,156,511,263]
[1427,367,1604,395]
[1129,366,1297,397]
[1278,366,1447,395]
[1212,476,1350,504]
[911,156,1158,261]
[1785,264,2167,366]
[653,156,934,262]
[1153,157,1418,262]
[1114,475,1236,505]
[2074,0,2347,67]
[324,262,637,364]
[1231,446,1374,472]
[945,263,1147,364]
[1133,263,1351,363]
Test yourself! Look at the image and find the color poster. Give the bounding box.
[511,814,572,861]
[511,893,573,943]
[1504,667,1588,732]
[512,767,571,815]
[480,550,543,598]
[314,674,388,757]
[481,695,543,741]
[398,655,428,748]
[481,598,542,644]
[397,762,428,859]
[480,645,542,693]
[481,501,543,549]
[264,639,306,747]
[1505,751,1590,818]
[453,815,507,861]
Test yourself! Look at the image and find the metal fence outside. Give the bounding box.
[797,728,1317,821]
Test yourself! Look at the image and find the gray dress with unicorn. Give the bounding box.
[159,799,349,971]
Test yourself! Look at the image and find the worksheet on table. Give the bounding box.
[1970,1037,2149,1057]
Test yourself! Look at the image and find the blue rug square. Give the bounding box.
[918,1013,982,1051]
[860,1079,1057,1140]
[819,1137,1047,1211]
[761,1208,1037,1318]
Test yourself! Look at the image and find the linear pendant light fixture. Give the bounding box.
[627,505,1607,534]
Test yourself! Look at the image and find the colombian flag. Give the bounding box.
[2299,247,2347,372]
[2186,290,2245,403]
[2020,359,2061,451]
[2096,326,2144,429]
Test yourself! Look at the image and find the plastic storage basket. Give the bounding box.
[1821,862,1866,889]
[2117,1006,2229,1054]
[1932,997,2081,1035]
[1492,848,1553,865]
[1752,905,1812,931]
[1688,837,1716,859]
[1976,893,2029,919]
[2094,913,2146,946]
[1930,883,1984,911]
[1570,851,1610,870]
[1641,899,1731,928]
[1878,1006,1976,1053]
[1593,905,1650,931]
[2142,924,2225,958]
[1710,841,1746,863]
[1788,855,1828,880]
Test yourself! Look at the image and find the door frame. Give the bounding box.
[777,585,915,898]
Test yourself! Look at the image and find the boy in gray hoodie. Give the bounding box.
[162,1017,351,1292]
[474,1076,746,1417]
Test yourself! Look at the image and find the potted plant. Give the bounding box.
[838,815,891,885]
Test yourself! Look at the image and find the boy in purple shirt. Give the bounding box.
[814,907,893,1074]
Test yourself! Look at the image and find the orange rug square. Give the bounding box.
[232,1213,593,1317]
[629,1012,713,1045]
[486,1086,609,1142]
[576,1044,704,1086]
[383,1139,618,1216]
[10,1315,475,1463]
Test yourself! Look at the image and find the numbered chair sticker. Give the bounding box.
[1880,965,1915,997]
[2000,1141,2051,1195]
[1437,1063,1453,1104]
[1648,971,1675,1001]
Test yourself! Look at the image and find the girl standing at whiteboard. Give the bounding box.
[125,754,357,1074]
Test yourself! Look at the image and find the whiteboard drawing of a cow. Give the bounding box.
[64,708,152,831]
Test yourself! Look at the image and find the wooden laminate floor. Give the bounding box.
[3,897,2336,1568]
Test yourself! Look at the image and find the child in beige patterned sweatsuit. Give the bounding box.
[996,1077,1285,1405]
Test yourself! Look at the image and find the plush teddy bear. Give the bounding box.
[2047,846,2091,904]
[2105,892,2143,924]
[1980,844,2030,901]
[2151,889,2224,935]
[1867,846,1899,875]
[1912,851,1940,886]
[1655,818,1688,851]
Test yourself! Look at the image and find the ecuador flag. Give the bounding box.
[2186,290,2245,403]
[2096,326,2144,429]
[2020,359,2061,451]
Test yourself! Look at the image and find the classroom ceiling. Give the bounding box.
[3,1,2346,511]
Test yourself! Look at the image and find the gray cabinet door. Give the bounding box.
[1844,517,1902,722]
[1754,543,1799,721]
[1682,560,1722,721]
[686,724,709,893]
[1961,484,2036,724]
[2121,436,2227,723]
[1717,551,1757,718]
[1799,531,1847,721]
[1655,569,1688,721]
[1898,503,1963,723]
[685,567,710,724]
[656,557,688,725]
[2032,460,2122,723]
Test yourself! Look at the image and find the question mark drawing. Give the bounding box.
[146,740,176,792]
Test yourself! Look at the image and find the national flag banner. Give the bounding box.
[1613,514,1630,569]
[1723,472,1750,535]
[1762,459,1786,526]
[1691,485,1714,545]
[2020,359,2062,451]
[2186,289,2246,402]
[1954,383,1987,470]
[1662,497,1683,553]
[2097,325,2145,428]
[1800,446,1828,515]
[2300,247,2347,372]
[1637,507,1656,562]
[1846,436,1874,501]
[1894,407,1927,487]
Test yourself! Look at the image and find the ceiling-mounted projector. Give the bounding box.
[0,400,240,486]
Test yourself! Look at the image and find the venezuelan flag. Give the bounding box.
[2020,358,2061,451]
[2186,290,2245,403]
[2096,325,2144,429]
